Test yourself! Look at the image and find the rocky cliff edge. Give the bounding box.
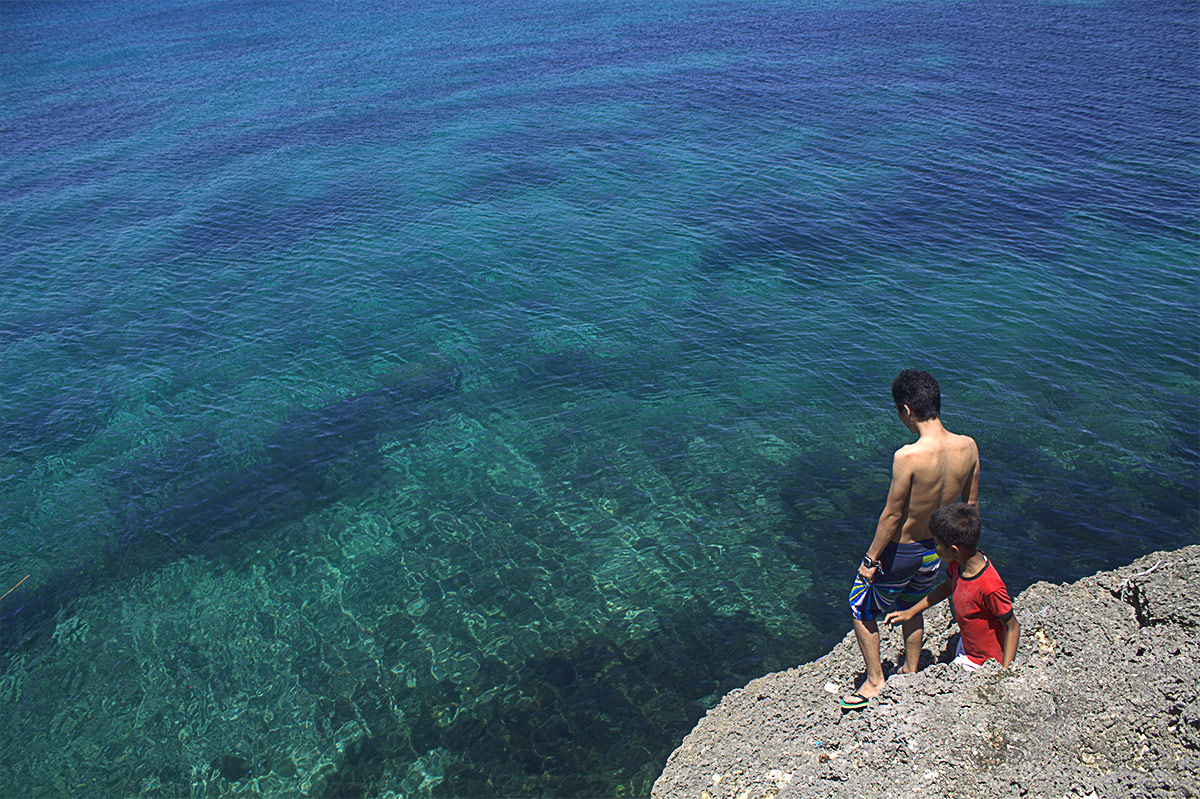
[653,546,1199,799]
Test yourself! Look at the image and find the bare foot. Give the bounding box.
[853,677,886,699]
[896,665,918,675]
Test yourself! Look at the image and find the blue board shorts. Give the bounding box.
[848,538,941,622]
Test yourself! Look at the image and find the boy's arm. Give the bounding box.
[1001,612,1020,668]
[962,438,980,505]
[859,451,913,581]
[884,579,951,626]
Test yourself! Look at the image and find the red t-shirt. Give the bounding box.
[948,554,1013,666]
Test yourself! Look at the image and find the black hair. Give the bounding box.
[929,502,981,553]
[891,369,941,421]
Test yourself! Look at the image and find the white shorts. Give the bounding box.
[953,637,980,671]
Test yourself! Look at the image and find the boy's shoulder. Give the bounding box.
[979,556,1012,596]
[892,441,925,462]
[947,430,980,454]
[895,430,978,457]
[950,556,1008,587]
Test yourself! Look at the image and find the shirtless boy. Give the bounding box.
[840,369,980,710]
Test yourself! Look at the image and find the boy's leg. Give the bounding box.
[851,617,886,698]
[894,540,940,674]
[848,575,888,698]
[899,613,923,674]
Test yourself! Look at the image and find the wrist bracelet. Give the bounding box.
[862,555,881,570]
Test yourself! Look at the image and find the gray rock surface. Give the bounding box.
[653,546,1199,799]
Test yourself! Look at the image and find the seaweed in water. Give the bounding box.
[211,754,251,782]
[1,365,459,659]
[110,359,459,557]
[310,598,814,798]
[0,384,115,460]
[0,570,93,661]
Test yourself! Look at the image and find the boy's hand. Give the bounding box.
[884,608,913,628]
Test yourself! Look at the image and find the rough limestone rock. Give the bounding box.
[653,546,1199,799]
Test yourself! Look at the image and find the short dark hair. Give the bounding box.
[891,369,941,421]
[930,503,981,553]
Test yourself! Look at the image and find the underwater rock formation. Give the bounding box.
[654,546,1199,799]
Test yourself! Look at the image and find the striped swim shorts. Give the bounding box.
[848,538,941,622]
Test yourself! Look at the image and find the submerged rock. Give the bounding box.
[654,546,1200,799]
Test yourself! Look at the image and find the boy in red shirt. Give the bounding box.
[885,503,1020,669]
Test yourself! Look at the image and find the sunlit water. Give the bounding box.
[1,0,1196,796]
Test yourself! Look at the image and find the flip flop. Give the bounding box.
[838,692,869,710]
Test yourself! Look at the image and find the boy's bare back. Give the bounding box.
[887,427,979,544]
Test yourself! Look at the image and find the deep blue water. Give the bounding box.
[1,0,1197,796]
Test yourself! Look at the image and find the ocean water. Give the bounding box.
[1,0,1196,795]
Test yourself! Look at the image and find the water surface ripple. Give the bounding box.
[1,0,1197,796]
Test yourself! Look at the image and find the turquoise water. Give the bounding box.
[1,0,1197,796]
